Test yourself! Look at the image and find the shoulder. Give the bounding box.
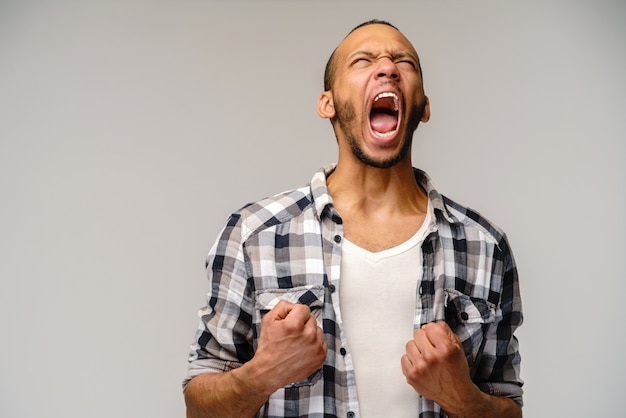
[436,197,519,295]
[440,195,507,245]
[415,168,508,248]
[230,185,314,238]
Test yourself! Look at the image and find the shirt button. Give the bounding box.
[347,412,355,418]
[460,312,469,321]
[328,284,336,293]
[340,347,347,356]
[334,235,342,243]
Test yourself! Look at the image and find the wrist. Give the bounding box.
[447,389,520,418]
[445,386,491,418]
[231,357,282,400]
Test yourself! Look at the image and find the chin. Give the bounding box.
[353,140,412,169]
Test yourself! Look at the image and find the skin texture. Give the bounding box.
[317,24,429,172]
[185,23,521,417]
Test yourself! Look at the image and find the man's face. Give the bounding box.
[320,24,430,168]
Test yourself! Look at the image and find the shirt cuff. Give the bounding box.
[182,358,243,391]
[476,381,524,408]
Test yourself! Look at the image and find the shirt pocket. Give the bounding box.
[254,284,325,387]
[444,289,496,370]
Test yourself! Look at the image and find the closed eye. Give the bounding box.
[396,59,417,69]
[351,57,372,66]
[348,50,377,67]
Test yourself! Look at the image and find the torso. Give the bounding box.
[339,202,433,417]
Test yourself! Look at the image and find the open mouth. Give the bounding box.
[369,92,399,139]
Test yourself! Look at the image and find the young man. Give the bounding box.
[184,20,523,418]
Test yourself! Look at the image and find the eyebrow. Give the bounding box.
[348,50,418,62]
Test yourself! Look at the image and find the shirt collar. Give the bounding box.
[412,168,459,225]
[311,164,338,222]
[309,164,459,225]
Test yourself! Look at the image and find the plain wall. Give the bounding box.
[1,1,625,417]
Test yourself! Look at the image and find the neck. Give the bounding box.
[327,158,427,217]
[327,158,429,252]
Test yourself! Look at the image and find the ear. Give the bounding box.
[317,91,336,119]
[420,96,431,123]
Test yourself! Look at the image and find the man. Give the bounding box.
[184,20,523,418]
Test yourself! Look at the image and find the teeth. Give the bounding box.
[374,130,396,139]
[374,92,399,111]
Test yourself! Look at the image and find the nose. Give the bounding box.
[375,57,399,80]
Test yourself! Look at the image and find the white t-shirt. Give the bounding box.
[339,204,433,417]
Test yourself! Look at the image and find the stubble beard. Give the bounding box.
[333,97,425,169]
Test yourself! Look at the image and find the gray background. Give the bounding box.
[1,1,625,417]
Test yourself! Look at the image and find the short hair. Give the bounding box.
[323,20,399,91]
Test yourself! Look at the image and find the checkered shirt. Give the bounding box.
[184,164,524,417]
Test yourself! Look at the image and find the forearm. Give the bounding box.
[184,363,276,418]
[446,391,521,418]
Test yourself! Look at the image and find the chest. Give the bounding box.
[342,212,426,252]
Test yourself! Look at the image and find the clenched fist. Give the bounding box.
[255,300,327,390]
[401,321,475,414]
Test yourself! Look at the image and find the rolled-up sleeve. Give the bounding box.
[183,212,255,390]
[476,234,524,406]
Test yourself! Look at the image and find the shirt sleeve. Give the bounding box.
[183,212,255,390]
[475,233,524,407]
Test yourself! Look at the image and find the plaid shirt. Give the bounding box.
[185,165,523,418]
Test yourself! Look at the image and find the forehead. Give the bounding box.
[336,24,418,62]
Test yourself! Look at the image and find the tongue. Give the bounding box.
[370,113,398,133]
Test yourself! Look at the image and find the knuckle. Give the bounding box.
[284,320,302,333]
[294,303,311,314]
